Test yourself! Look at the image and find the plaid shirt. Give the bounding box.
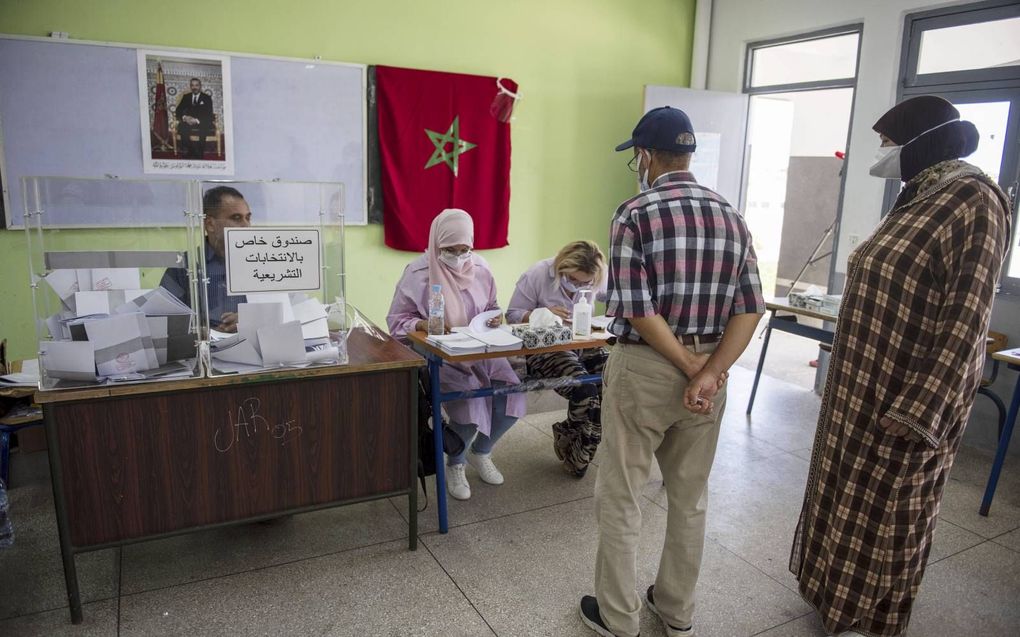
[606,171,765,342]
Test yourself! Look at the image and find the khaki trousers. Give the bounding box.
[594,341,726,637]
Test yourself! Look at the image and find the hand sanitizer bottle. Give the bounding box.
[428,284,445,335]
[572,290,592,339]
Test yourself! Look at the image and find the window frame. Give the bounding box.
[744,24,863,95]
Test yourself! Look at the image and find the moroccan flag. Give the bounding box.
[151,63,170,148]
[376,66,516,251]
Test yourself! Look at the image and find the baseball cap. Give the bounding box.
[615,106,697,153]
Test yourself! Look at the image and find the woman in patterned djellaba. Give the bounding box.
[790,95,1012,636]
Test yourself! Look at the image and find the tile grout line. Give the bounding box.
[115,535,409,602]
[416,494,596,537]
[748,610,816,636]
[417,539,499,637]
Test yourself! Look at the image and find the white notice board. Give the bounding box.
[225,228,321,294]
[643,86,749,209]
[0,35,367,227]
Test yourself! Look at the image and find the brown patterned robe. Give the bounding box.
[790,160,1012,636]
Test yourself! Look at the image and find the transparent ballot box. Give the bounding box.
[199,180,348,377]
[24,176,204,390]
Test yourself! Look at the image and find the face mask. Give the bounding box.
[868,118,960,180]
[560,275,592,295]
[439,251,471,270]
[869,146,902,179]
[637,150,651,191]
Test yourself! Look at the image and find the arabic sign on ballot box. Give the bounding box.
[224,228,321,294]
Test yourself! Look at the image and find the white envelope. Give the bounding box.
[39,340,96,381]
[74,290,126,316]
[91,268,141,291]
[238,302,286,355]
[246,292,296,323]
[42,269,81,306]
[258,320,306,366]
[75,269,94,292]
[211,338,263,367]
[85,313,157,377]
[292,297,330,339]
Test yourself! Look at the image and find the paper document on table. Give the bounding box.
[467,309,503,333]
[591,315,613,330]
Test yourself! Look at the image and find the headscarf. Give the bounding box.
[872,95,979,182]
[427,209,475,327]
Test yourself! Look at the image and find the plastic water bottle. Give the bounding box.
[428,284,445,335]
[0,480,13,548]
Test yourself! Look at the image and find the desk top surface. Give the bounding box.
[766,299,839,322]
[993,348,1020,365]
[34,327,424,404]
[407,330,609,363]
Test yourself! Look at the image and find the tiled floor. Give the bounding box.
[2,365,1019,636]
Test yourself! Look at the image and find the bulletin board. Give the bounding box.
[0,35,367,228]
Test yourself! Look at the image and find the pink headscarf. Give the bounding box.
[427,209,475,328]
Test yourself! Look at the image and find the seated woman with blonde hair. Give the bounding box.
[507,240,609,477]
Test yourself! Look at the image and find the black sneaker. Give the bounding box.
[579,595,634,637]
[646,586,694,636]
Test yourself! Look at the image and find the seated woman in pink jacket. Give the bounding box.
[386,209,526,501]
[506,240,609,477]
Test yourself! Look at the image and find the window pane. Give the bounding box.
[954,101,1009,184]
[750,33,859,88]
[917,17,1020,75]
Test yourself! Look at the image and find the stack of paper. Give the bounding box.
[209,294,339,374]
[36,270,199,387]
[428,310,524,354]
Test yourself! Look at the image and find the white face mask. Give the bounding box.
[560,275,592,295]
[637,149,651,191]
[868,118,960,180]
[869,146,902,179]
[439,251,471,270]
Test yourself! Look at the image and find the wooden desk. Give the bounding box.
[39,327,423,624]
[407,330,608,533]
[981,348,1020,516]
[746,300,837,415]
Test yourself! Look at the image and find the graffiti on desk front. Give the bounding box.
[214,397,302,453]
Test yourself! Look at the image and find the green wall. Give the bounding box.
[0,0,695,359]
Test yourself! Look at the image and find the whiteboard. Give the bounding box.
[643,86,749,209]
[0,35,367,227]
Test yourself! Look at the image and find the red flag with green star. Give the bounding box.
[376,66,516,251]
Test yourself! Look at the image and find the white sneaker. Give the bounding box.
[467,451,504,485]
[446,463,471,500]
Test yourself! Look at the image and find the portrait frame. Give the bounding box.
[137,49,235,175]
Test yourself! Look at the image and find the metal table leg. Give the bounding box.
[980,368,1020,517]
[408,368,418,550]
[429,356,449,533]
[43,405,83,624]
[747,315,775,415]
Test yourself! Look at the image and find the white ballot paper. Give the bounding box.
[42,269,81,310]
[210,334,263,367]
[292,296,330,340]
[91,268,141,291]
[258,320,306,366]
[114,287,193,316]
[74,290,126,317]
[40,340,96,381]
[238,302,286,355]
[85,313,157,377]
[246,292,297,323]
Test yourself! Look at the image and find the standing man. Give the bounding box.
[176,77,214,159]
[579,106,765,637]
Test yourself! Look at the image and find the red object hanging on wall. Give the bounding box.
[376,65,517,251]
